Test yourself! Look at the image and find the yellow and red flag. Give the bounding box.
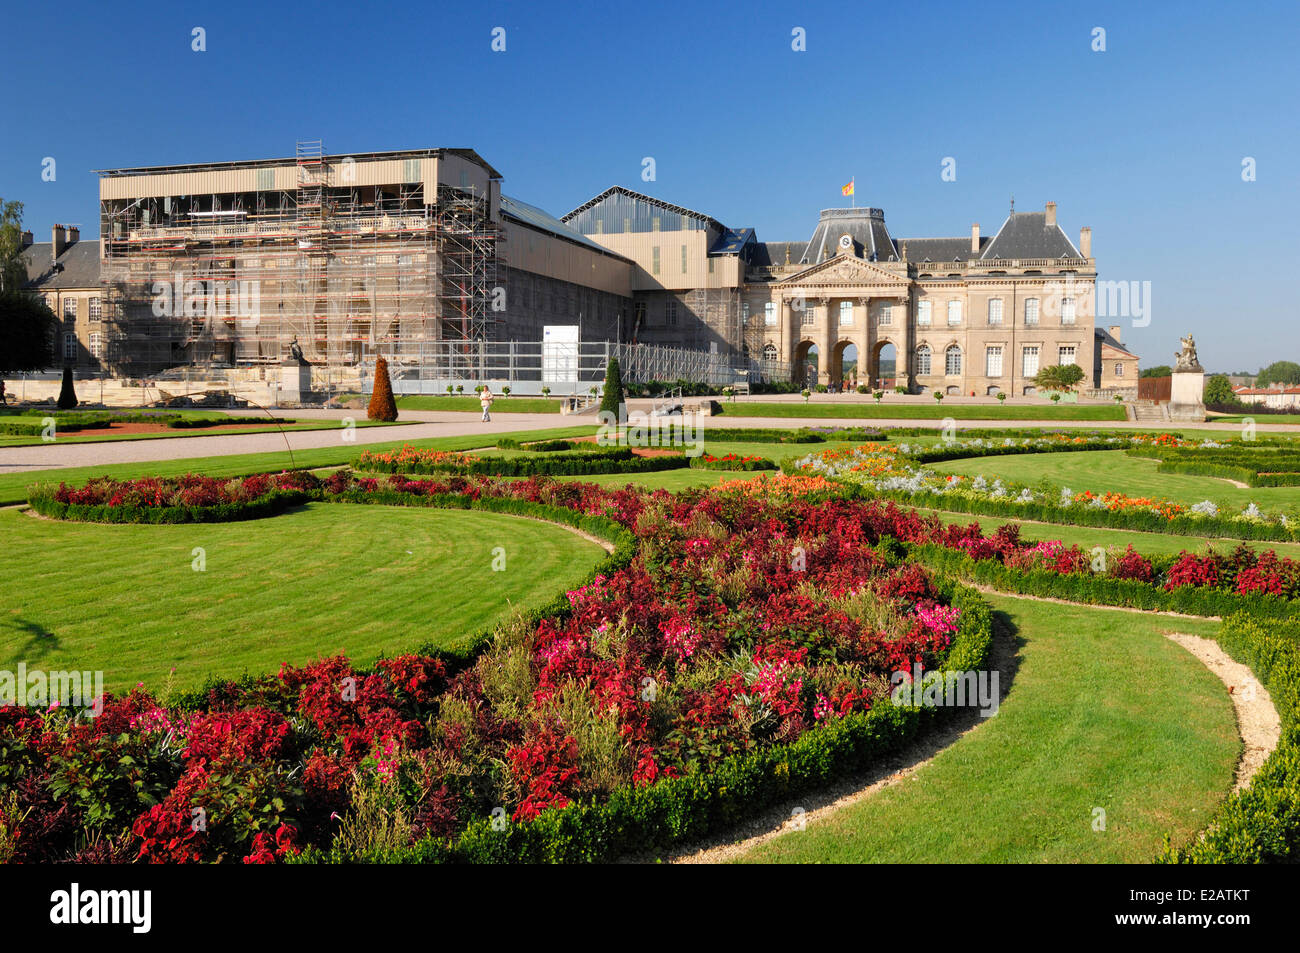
[842,179,855,196]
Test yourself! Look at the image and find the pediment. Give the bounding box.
[775,254,909,288]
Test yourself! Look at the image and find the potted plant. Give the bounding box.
[1050,393,1062,403]
[502,385,511,397]
[933,391,944,404]
[801,388,811,403]
[445,384,454,397]
[996,392,1007,404]
[455,384,464,395]
[873,390,885,404]
[541,386,551,399]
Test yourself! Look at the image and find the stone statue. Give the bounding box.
[288,336,307,365]
[1174,334,1202,372]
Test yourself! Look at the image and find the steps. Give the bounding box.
[1131,400,1168,422]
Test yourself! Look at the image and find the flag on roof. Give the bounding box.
[842,179,854,196]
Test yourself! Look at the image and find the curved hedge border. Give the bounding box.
[357,447,691,477]
[291,574,994,864]
[688,455,777,472]
[24,488,310,524]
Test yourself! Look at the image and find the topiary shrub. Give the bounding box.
[367,356,398,422]
[56,367,77,410]
[599,358,625,418]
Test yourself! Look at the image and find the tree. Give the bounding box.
[1257,361,1300,388]
[0,199,29,295]
[56,367,77,410]
[367,356,398,421]
[1204,373,1240,406]
[1032,363,1085,392]
[0,293,57,375]
[1140,365,1172,379]
[599,357,625,418]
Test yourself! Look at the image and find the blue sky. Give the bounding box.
[2,0,1295,371]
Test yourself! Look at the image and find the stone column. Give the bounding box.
[857,296,872,389]
[897,293,912,390]
[780,297,795,366]
[818,297,834,387]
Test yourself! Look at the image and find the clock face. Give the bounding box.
[839,234,852,250]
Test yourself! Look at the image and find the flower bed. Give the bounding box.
[353,443,690,477]
[25,472,319,524]
[688,453,777,471]
[0,476,992,864]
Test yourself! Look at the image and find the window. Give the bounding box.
[1024,298,1039,326]
[987,298,1003,325]
[681,245,687,274]
[800,302,815,327]
[917,300,932,326]
[762,343,778,367]
[1061,297,1076,325]
[945,345,962,375]
[651,216,661,231]
[652,247,660,275]
[63,332,77,360]
[666,300,678,326]
[947,300,962,326]
[1059,345,1077,366]
[915,344,932,376]
[839,301,853,326]
[764,302,776,327]
[708,257,714,274]
[1022,346,1040,377]
[1115,362,1124,377]
[88,297,101,321]
[89,332,102,359]
[985,346,1004,377]
[879,303,892,326]
[742,303,750,326]
[63,298,77,320]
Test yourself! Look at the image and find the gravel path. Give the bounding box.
[0,413,572,474]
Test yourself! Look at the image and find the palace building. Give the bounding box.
[82,144,1127,391]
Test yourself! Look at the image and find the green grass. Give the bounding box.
[927,449,1300,509]
[1210,413,1300,424]
[741,595,1237,863]
[717,402,1127,421]
[0,502,606,694]
[0,416,399,448]
[0,425,599,506]
[910,506,1300,558]
[397,395,562,414]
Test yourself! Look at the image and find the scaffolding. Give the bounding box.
[98,141,500,377]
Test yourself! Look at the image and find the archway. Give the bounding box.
[792,340,819,388]
[831,341,857,391]
[870,340,897,389]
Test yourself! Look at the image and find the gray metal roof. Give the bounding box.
[561,186,725,232]
[499,194,629,258]
[21,241,100,290]
[980,211,1082,260]
[800,208,898,264]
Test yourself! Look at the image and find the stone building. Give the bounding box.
[19,225,104,369]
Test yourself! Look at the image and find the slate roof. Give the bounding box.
[897,237,986,263]
[800,208,898,264]
[21,240,101,290]
[499,194,630,259]
[1094,325,1138,359]
[748,242,809,268]
[979,211,1082,260]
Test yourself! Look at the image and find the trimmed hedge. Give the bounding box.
[359,447,691,477]
[0,412,286,436]
[689,455,777,472]
[291,574,994,864]
[25,488,309,524]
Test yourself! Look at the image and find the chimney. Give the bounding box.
[970,223,980,253]
[1079,226,1092,258]
[52,224,67,261]
[66,226,79,246]
[20,229,33,248]
[1044,202,1057,227]
[1108,325,1121,344]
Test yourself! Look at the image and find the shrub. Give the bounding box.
[56,368,77,410]
[368,357,398,422]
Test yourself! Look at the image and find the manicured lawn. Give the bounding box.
[0,425,598,506]
[717,402,1127,421]
[740,595,1237,863]
[927,449,1300,509]
[910,506,1300,558]
[397,395,563,414]
[1211,413,1300,424]
[0,416,399,448]
[0,503,606,694]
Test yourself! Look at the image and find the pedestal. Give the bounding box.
[280,362,312,404]
[1168,369,1206,422]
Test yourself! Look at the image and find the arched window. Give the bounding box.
[762,343,778,366]
[915,344,932,376]
[945,344,962,375]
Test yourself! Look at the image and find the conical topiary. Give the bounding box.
[367,355,398,421]
[56,367,78,410]
[599,357,625,418]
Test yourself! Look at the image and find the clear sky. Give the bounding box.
[2,0,1295,372]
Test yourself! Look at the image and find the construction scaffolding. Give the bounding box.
[98,141,500,377]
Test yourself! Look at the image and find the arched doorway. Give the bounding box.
[870,340,897,389]
[831,341,857,391]
[792,340,819,388]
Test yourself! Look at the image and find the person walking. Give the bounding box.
[479,385,495,423]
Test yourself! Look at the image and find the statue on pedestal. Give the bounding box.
[287,336,308,365]
[1169,332,1207,422]
[1174,334,1203,372]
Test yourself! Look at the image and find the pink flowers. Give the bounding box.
[915,603,963,636]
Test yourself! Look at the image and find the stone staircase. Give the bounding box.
[1130,399,1168,423]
